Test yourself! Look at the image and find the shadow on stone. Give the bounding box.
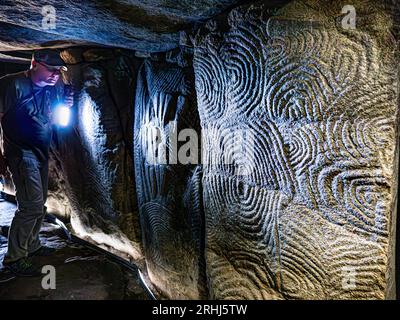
[0,201,150,300]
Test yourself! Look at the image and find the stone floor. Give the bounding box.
[0,199,150,300]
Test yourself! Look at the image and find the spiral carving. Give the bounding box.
[194,0,397,300]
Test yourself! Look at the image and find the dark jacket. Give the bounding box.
[0,70,63,162]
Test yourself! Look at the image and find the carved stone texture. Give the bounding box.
[134,59,206,299]
[193,0,399,299]
[48,48,144,265]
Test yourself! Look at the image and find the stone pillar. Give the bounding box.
[48,47,144,264]
[133,54,206,299]
[193,0,399,299]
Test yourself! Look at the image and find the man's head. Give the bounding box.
[30,49,68,87]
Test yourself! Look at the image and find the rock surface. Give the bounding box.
[0,48,145,270]
[0,0,399,300]
[48,48,144,266]
[193,0,399,299]
[133,59,205,299]
[0,0,242,52]
[0,201,150,300]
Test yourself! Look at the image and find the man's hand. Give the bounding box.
[64,95,73,108]
[63,85,74,108]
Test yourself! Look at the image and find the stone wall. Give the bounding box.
[133,56,206,298]
[0,0,399,300]
[48,48,144,264]
[193,0,399,299]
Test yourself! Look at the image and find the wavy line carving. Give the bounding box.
[194,0,398,300]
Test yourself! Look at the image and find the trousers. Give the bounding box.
[4,150,48,263]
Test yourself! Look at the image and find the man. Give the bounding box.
[0,49,73,276]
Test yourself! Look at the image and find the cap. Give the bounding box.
[33,49,68,71]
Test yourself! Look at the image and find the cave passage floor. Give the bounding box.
[0,199,149,300]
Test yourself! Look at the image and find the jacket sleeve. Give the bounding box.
[0,76,18,116]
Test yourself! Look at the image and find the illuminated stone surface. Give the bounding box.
[193,0,399,299]
[133,59,205,299]
[0,202,149,300]
[46,48,144,265]
[0,0,399,300]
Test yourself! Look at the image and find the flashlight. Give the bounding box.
[54,104,71,127]
[54,85,72,127]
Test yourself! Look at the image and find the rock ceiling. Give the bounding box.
[0,0,245,54]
